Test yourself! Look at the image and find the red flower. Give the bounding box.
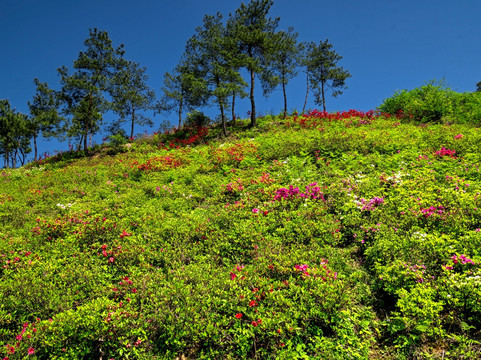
[251,321,258,327]
[249,300,256,307]
[235,313,242,319]
[120,229,131,238]
[28,347,35,355]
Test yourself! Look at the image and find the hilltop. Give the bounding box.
[1,111,481,359]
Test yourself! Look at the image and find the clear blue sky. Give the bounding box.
[1,0,480,160]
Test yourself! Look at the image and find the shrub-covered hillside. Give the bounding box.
[1,111,481,359]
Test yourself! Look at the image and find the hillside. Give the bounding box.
[1,111,481,359]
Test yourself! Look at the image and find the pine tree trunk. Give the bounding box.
[19,146,26,166]
[84,123,88,152]
[12,148,17,169]
[178,98,183,130]
[249,68,256,128]
[78,134,84,151]
[321,80,326,112]
[33,132,38,162]
[282,75,287,119]
[302,72,309,114]
[130,107,135,140]
[232,91,236,125]
[220,103,227,137]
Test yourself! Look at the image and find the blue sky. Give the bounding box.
[1,0,481,160]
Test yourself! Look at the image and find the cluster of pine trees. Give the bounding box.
[0,0,350,168]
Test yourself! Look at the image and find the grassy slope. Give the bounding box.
[1,113,481,359]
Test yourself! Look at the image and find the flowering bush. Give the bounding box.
[435,147,456,158]
[1,112,481,358]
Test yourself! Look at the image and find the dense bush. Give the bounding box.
[184,110,211,128]
[378,81,481,124]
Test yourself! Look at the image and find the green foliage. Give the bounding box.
[3,113,481,358]
[184,110,211,129]
[379,81,481,124]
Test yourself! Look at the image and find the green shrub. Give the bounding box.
[379,81,454,123]
[379,81,481,125]
[185,110,211,128]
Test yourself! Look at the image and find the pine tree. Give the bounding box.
[57,28,125,152]
[28,78,63,161]
[303,40,351,112]
[159,59,207,130]
[261,27,300,118]
[110,60,156,139]
[187,13,247,136]
[0,100,31,168]
[228,0,279,127]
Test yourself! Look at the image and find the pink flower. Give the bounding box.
[252,208,259,214]
[230,272,237,280]
[454,134,463,140]
[294,264,309,272]
[28,348,35,355]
